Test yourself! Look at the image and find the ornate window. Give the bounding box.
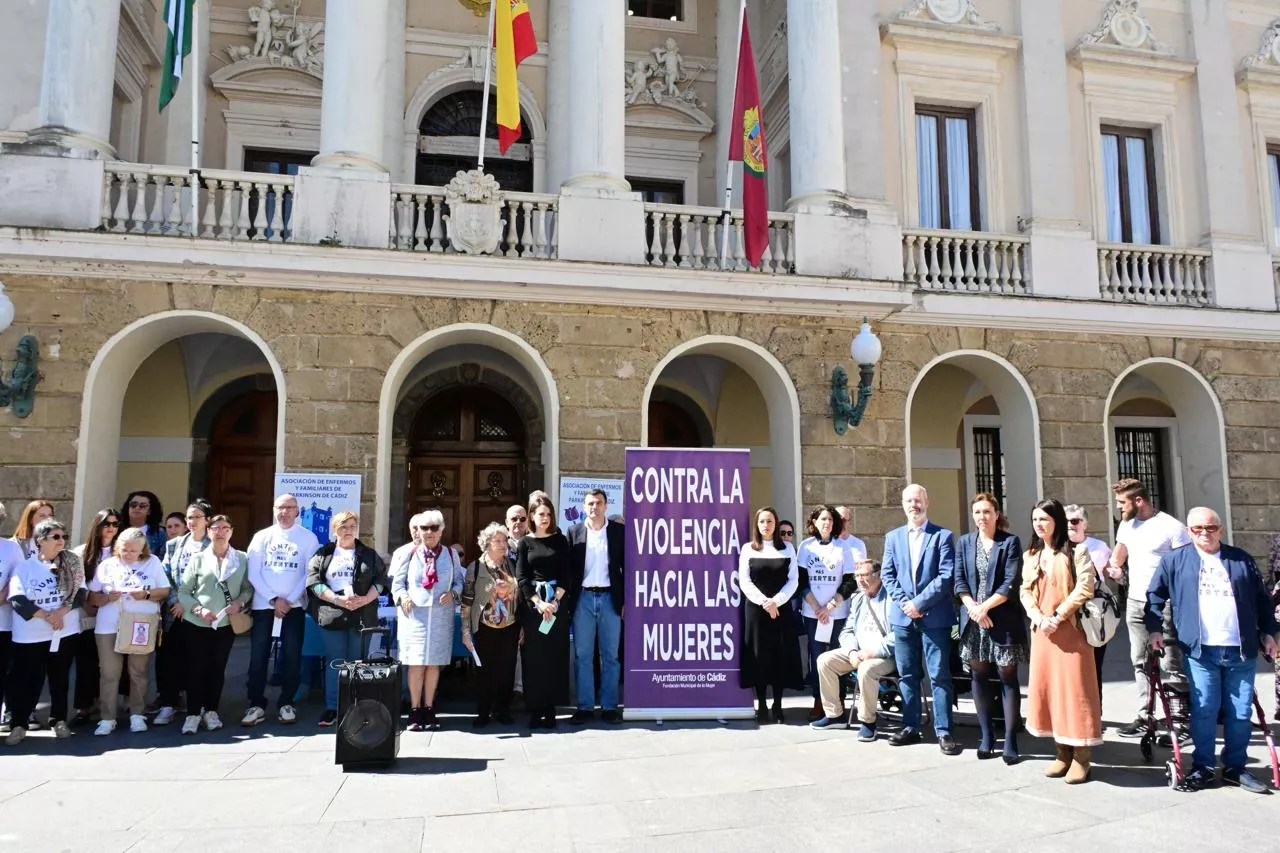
[416,91,532,192]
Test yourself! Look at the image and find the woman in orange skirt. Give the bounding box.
[1020,498,1102,784]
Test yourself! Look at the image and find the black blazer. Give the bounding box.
[954,530,1026,646]
[567,520,626,614]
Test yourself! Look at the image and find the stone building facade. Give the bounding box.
[2,0,1280,563]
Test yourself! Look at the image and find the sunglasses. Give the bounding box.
[422,524,441,532]
[1067,518,1084,526]
[103,520,120,528]
[128,501,150,509]
[508,516,527,523]
[1189,525,1221,534]
[780,530,794,537]
[44,534,66,541]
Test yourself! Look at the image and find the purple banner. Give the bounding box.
[623,447,755,720]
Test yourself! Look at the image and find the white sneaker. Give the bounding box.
[278,705,297,724]
[129,714,148,733]
[94,720,117,736]
[202,711,223,731]
[240,705,266,727]
[180,715,201,735]
[153,706,176,726]
[4,726,25,746]
[52,721,73,739]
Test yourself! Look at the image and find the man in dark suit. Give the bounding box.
[1146,507,1278,793]
[567,488,625,724]
[880,483,961,755]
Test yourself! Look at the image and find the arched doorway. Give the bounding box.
[906,351,1041,539]
[205,390,278,549]
[1103,358,1229,535]
[417,90,533,192]
[76,312,285,541]
[642,337,801,523]
[405,386,526,564]
[377,324,559,553]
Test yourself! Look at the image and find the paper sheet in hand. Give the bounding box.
[814,617,834,644]
[272,616,282,639]
[470,646,482,667]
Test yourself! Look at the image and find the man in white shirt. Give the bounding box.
[241,494,319,726]
[1110,478,1193,738]
[1146,507,1278,793]
[567,489,625,725]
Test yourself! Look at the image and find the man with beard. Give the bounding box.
[1110,478,1192,739]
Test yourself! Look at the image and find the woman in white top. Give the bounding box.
[0,504,24,737]
[739,506,802,723]
[87,527,169,736]
[392,508,465,732]
[69,508,122,727]
[5,519,85,745]
[10,500,54,560]
[795,504,857,722]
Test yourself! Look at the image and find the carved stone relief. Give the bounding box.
[224,0,324,75]
[1242,20,1280,70]
[1078,0,1167,54]
[897,0,999,32]
[625,38,707,108]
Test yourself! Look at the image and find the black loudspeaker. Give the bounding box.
[335,630,401,769]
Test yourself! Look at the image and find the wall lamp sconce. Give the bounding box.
[829,318,882,435]
[0,281,41,419]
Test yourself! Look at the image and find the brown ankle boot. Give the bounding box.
[1044,744,1073,778]
[1066,747,1091,784]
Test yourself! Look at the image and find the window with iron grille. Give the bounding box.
[628,0,683,20]
[971,426,1005,509]
[1114,427,1169,514]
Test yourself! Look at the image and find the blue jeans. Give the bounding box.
[804,616,847,701]
[1184,645,1256,773]
[573,590,622,710]
[892,623,955,736]
[247,607,304,710]
[320,626,363,712]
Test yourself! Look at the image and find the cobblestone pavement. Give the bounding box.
[0,628,1275,852]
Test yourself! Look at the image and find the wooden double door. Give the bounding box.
[206,391,277,550]
[405,386,527,565]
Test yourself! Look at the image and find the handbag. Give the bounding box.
[115,609,159,654]
[1079,575,1123,648]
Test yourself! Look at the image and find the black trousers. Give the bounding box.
[8,635,77,725]
[155,620,188,708]
[73,627,99,710]
[184,624,236,715]
[0,632,10,713]
[474,624,520,717]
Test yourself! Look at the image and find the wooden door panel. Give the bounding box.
[406,456,523,566]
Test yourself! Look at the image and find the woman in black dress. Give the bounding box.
[738,506,802,723]
[516,492,574,729]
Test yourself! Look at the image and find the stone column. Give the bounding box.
[544,0,571,192]
[837,1,884,202]
[24,0,123,157]
[715,0,742,206]
[785,0,845,210]
[313,0,390,171]
[1014,0,1096,299]
[382,0,408,181]
[293,0,393,247]
[562,0,628,191]
[557,0,646,264]
[1188,0,1274,309]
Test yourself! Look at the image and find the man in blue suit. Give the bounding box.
[880,484,961,755]
[1146,507,1278,793]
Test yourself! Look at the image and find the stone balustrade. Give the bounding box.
[642,204,795,274]
[1098,243,1213,306]
[102,163,295,241]
[902,229,1030,294]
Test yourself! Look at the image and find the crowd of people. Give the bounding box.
[0,478,1277,794]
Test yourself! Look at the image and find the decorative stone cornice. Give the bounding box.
[896,0,999,32]
[1077,0,1168,54]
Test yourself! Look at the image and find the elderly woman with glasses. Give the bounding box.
[393,509,465,731]
[462,522,521,728]
[306,511,388,728]
[6,519,86,744]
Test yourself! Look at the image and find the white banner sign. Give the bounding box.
[557,476,625,526]
[272,472,362,546]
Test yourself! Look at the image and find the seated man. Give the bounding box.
[810,559,896,741]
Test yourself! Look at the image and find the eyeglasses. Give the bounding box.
[507,516,527,523]
[1190,525,1221,534]
[1067,518,1084,526]
[854,572,879,579]
[102,520,120,528]
[780,530,794,537]
[274,505,297,511]
[128,501,150,510]
[44,534,66,541]
[210,525,232,532]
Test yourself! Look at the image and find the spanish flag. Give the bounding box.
[496,0,537,154]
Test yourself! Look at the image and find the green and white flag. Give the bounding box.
[159,0,196,111]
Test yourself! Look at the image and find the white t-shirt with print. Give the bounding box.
[326,547,357,594]
[8,556,83,644]
[88,555,168,635]
[796,537,852,620]
[0,538,22,631]
[1117,511,1192,596]
[1197,550,1241,647]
